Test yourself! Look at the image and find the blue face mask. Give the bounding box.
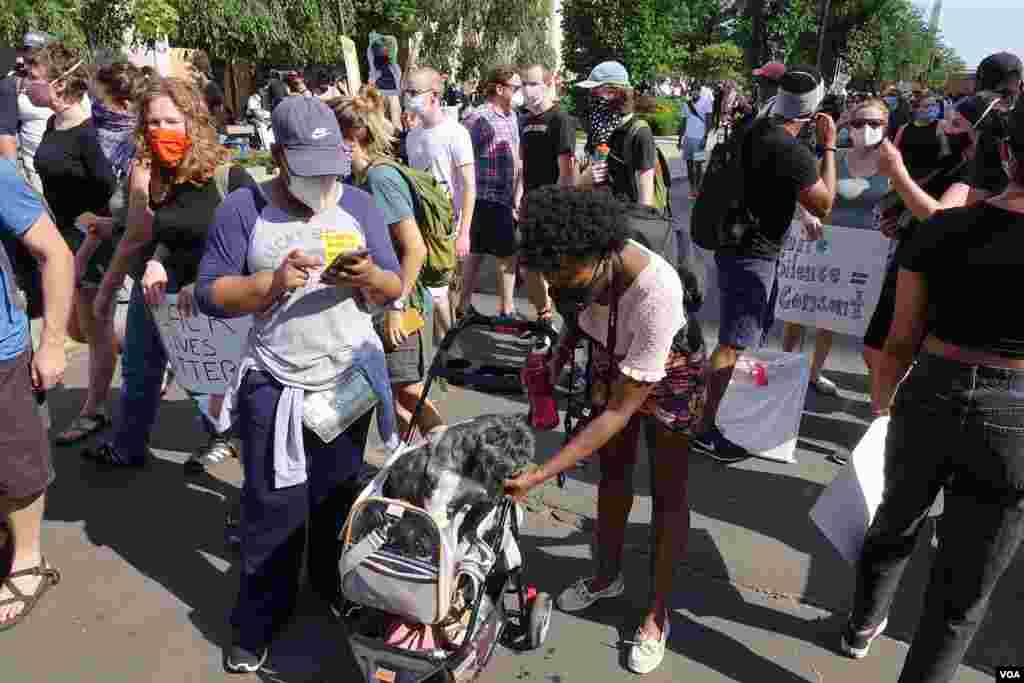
[914,104,941,123]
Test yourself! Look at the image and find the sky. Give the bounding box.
[918,0,1024,68]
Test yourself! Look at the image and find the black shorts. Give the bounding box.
[378,305,434,386]
[469,199,517,258]
[0,351,54,498]
[863,259,898,351]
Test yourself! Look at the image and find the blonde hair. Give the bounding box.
[327,86,396,159]
[134,77,231,186]
[852,97,890,120]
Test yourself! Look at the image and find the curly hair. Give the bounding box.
[26,42,91,104]
[134,77,231,186]
[518,187,632,272]
[96,61,142,108]
[327,86,396,158]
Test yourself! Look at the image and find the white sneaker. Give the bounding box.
[626,612,671,675]
[555,575,625,612]
[811,374,840,396]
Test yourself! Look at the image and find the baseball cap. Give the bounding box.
[22,31,53,49]
[271,97,347,177]
[577,61,631,89]
[753,62,786,82]
[976,52,1022,92]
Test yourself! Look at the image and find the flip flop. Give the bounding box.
[0,558,61,632]
[54,413,110,446]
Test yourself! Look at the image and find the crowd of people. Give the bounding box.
[0,26,1021,682]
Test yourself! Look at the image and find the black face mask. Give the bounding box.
[550,260,607,318]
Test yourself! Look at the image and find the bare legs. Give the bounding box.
[0,491,45,624]
[699,343,740,435]
[782,322,834,382]
[73,287,118,418]
[591,417,691,640]
[393,382,444,438]
[457,254,519,318]
[525,270,552,320]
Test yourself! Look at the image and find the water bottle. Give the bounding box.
[521,337,559,430]
[591,143,610,186]
[733,358,768,386]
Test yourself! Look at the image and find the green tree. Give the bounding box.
[686,41,744,82]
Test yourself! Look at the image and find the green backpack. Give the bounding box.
[619,117,672,215]
[368,158,457,288]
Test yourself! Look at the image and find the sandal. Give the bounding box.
[0,558,61,632]
[55,413,110,446]
[80,443,146,468]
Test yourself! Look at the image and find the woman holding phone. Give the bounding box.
[196,96,402,672]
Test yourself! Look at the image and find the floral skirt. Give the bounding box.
[590,331,706,434]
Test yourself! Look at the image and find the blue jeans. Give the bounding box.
[715,249,778,350]
[851,353,1024,683]
[112,280,171,461]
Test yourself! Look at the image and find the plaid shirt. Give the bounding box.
[463,104,520,208]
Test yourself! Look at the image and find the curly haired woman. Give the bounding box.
[505,186,705,675]
[85,78,254,468]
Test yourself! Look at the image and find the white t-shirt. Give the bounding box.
[17,92,52,158]
[405,118,474,219]
[684,93,714,141]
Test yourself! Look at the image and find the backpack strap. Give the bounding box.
[213,163,231,201]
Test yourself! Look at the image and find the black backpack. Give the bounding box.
[690,114,759,250]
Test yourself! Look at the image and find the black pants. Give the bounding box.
[851,353,1024,683]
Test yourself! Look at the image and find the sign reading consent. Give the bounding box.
[150,295,252,394]
[774,224,891,338]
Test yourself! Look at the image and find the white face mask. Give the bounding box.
[510,90,525,109]
[523,84,547,113]
[851,125,885,148]
[404,92,431,116]
[288,174,340,213]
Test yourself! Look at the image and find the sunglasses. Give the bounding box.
[849,120,885,129]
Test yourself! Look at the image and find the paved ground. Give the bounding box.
[2,181,1020,682]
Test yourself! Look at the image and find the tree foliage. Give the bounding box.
[686,42,744,82]
[844,0,963,88]
[0,0,178,51]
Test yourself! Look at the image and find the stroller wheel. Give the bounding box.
[527,592,553,650]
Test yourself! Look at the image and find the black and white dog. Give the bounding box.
[382,414,535,553]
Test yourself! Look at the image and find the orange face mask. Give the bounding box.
[147,128,191,168]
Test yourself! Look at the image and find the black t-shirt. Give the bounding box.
[607,118,657,204]
[967,132,1009,196]
[522,105,577,191]
[34,118,116,234]
[0,77,18,137]
[136,166,255,285]
[899,202,1024,358]
[898,122,947,179]
[741,118,819,254]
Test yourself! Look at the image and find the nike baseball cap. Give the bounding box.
[22,32,53,50]
[976,52,1022,92]
[271,97,347,177]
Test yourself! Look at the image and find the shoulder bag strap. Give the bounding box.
[596,252,623,413]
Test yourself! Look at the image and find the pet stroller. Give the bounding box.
[337,313,559,683]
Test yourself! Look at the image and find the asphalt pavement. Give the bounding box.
[1,177,1019,682]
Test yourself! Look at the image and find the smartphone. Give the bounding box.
[327,247,370,273]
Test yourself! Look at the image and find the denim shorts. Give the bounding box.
[715,249,778,350]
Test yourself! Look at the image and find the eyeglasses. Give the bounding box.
[501,82,523,92]
[403,88,436,98]
[849,120,885,129]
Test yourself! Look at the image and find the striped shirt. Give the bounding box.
[463,103,520,208]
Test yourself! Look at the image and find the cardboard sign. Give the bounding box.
[340,35,362,96]
[774,223,891,338]
[150,295,252,394]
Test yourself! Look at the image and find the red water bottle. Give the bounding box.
[521,338,559,430]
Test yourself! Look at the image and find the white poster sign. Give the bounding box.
[717,350,811,464]
[150,295,252,394]
[810,417,943,564]
[774,224,890,338]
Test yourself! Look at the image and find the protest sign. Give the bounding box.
[774,224,890,338]
[717,350,811,464]
[340,35,362,96]
[810,417,944,564]
[150,295,252,394]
